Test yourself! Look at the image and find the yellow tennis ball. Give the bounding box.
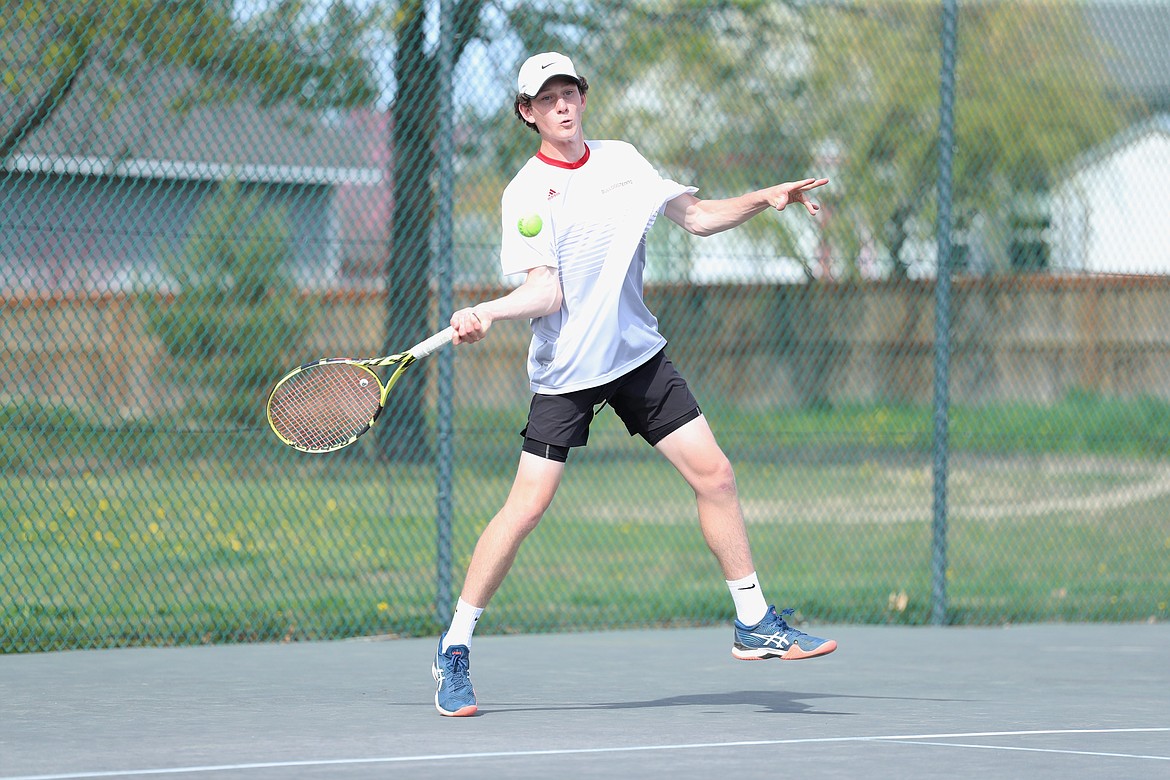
[517,213,543,237]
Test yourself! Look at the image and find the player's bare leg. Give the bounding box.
[654,415,754,579]
[434,452,564,716]
[459,452,565,606]
[655,415,837,661]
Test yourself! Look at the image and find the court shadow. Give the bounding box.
[488,689,958,717]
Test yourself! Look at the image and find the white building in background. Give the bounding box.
[1050,115,1170,276]
[1047,1,1170,276]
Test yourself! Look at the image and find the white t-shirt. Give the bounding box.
[499,140,696,394]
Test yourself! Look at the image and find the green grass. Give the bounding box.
[702,390,1170,457]
[3,394,1169,651]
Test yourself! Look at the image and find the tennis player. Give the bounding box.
[431,52,835,717]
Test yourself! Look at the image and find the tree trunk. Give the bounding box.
[377,11,436,462]
[375,0,486,462]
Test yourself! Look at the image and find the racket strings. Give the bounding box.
[268,363,383,451]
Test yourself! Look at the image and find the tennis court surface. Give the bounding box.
[4,623,1168,779]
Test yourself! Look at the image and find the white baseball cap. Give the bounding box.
[517,52,580,98]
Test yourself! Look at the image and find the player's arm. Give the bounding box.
[663,178,829,237]
[450,265,562,345]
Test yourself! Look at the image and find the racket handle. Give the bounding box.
[409,326,455,360]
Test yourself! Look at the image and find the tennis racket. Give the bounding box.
[266,327,455,453]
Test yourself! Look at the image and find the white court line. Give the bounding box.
[3,727,1167,780]
[884,740,1170,761]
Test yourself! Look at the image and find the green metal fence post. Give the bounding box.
[434,0,456,628]
[931,0,959,627]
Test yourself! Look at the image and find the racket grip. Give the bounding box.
[409,326,455,360]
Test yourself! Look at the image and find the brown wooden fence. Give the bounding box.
[5,275,1169,418]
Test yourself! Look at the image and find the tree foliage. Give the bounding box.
[591,0,818,280]
[807,1,1130,278]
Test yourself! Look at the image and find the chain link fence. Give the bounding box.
[3,1,1168,652]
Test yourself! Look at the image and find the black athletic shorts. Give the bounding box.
[520,349,701,462]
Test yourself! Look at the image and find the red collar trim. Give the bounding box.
[536,145,590,170]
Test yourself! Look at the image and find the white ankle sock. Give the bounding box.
[726,572,768,626]
[442,598,484,651]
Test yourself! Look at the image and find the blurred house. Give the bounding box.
[333,110,395,290]
[0,60,383,293]
[1047,2,1170,275]
[1050,115,1170,275]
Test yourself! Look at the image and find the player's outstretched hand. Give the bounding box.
[766,178,829,217]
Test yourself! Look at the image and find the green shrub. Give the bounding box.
[143,181,308,424]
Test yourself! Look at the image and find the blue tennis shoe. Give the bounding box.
[733,606,837,661]
[432,634,478,716]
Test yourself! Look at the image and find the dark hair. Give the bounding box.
[513,76,589,133]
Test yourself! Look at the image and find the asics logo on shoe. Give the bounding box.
[750,631,792,649]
